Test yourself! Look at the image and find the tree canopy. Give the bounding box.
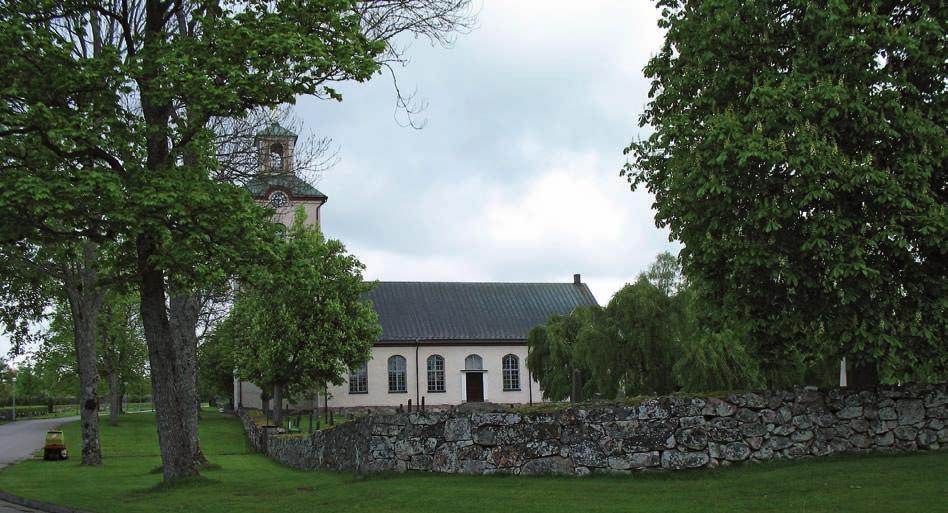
[1,0,473,482]
[624,0,946,383]
[528,252,775,401]
[224,209,380,427]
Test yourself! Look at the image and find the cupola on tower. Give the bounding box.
[246,122,327,232]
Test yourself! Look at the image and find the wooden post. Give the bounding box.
[421,396,425,412]
[571,369,584,403]
[408,399,412,413]
[324,388,329,424]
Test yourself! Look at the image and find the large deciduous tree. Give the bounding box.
[624,0,946,385]
[225,210,380,429]
[1,0,471,483]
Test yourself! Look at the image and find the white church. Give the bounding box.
[234,123,598,411]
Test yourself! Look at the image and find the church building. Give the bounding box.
[234,123,598,411]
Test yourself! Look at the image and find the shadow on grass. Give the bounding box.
[336,448,948,485]
[130,475,221,496]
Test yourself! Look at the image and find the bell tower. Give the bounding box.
[256,122,295,174]
[247,122,327,231]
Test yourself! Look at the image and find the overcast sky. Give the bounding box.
[2,1,676,361]
[297,0,676,305]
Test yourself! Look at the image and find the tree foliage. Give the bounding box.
[32,293,148,422]
[224,210,380,426]
[526,306,598,401]
[528,253,769,400]
[1,0,472,482]
[624,1,947,381]
[197,328,236,408]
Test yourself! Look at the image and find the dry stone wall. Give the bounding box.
[239,384,946,475]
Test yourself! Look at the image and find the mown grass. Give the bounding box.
[0,412,945,513]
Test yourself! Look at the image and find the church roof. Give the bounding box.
[367,281,598,343]
[256,122,298,141]
[245,175,327,200]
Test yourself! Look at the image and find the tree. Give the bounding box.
[529,253,771,399]
[30,314,81,410]
[34,293,148,425]
[226,209,380,428]
[0,241,108,465]
[586,277,682,397]
[527,306,601,402]
[624,0,946,385]
[644,251,684,296]
[1,0,472,483]
[96,292,148,426]
[197,326,236,408]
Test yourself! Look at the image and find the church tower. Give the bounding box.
[247,122,327,232]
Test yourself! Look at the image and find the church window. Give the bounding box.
[269,143,284,171]
[427,355,445,393]
[464,354,483,371]
[503,354,520,391]
[349,363,367,394]
[388,355,407,393]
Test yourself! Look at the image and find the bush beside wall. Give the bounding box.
[238,384,946,475]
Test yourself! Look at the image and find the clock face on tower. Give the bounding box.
[268,191,289,208]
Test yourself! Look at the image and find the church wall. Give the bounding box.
[324,344,541,409]
[270,200,322,229]
[234,342,543,411]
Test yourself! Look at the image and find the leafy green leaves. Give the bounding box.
[224,208,380,400]
[626,0,947,380]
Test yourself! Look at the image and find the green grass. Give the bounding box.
[0,413,945,513]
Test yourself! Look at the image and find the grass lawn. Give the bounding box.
[0,413,945,513]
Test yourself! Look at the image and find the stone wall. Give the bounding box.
[238,384,946,475]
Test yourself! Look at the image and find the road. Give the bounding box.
[0,416,80,513]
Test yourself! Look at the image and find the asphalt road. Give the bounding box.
[0,416,80,513]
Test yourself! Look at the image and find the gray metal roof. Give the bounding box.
[245,175,327,200]
[367,281,598,343]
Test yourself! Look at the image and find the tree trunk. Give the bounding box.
[169,293,207,465]
[272,384,284,428]
[108,371,121,426]
[137,236,200,483]
[63,241,103,466]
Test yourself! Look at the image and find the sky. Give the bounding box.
[295,0,676,305]
[1,1,676,361]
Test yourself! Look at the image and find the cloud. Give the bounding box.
[297,0,677,306]
[2,2,675,357]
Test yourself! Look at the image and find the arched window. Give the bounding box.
[502,354,520,391]
[464,354,483,371]
[269,143,284,171]
[388,355,407,393]
[427,355,445,393]
[349,363,367,394]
